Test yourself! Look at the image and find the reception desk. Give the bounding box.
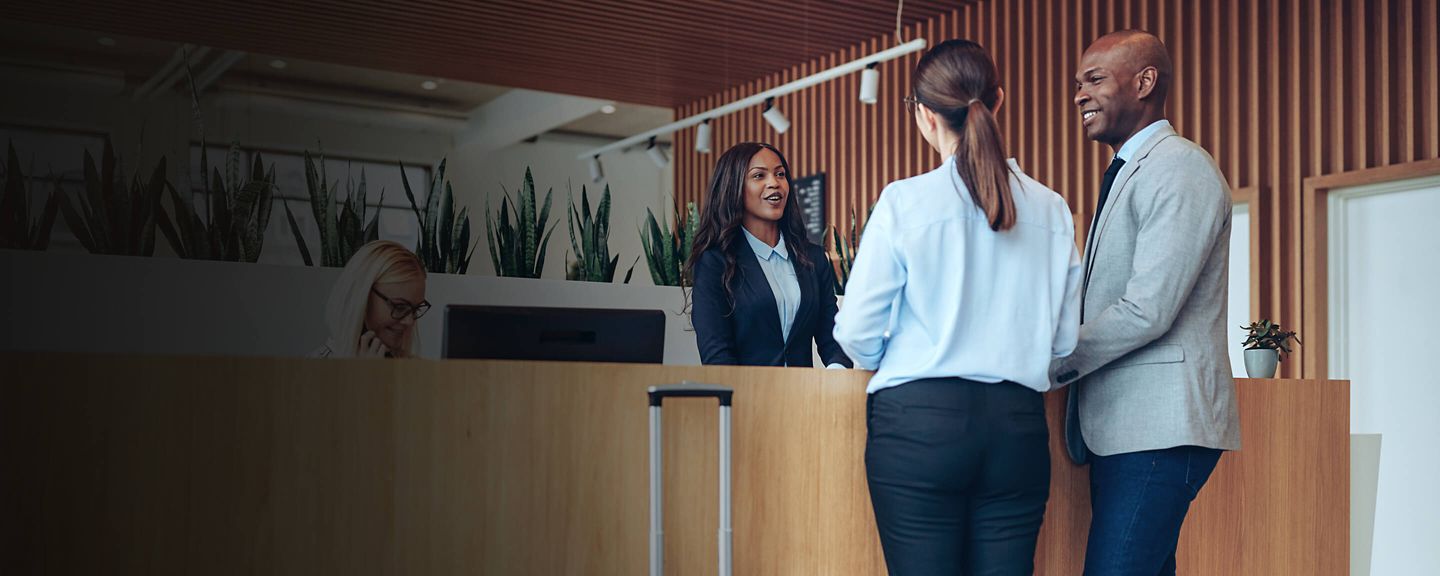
[0,353,1347,575]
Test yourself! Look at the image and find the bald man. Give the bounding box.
[1051,30,1240,575]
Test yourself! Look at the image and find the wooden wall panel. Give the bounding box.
[673,0,1440,379]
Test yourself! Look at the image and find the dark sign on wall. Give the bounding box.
[792,172,826,245]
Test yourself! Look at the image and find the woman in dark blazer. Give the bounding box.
[686,142,851,368]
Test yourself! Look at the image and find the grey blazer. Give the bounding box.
[1052,124,1241,463]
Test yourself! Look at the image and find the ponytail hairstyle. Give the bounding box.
[911,39,1016,231]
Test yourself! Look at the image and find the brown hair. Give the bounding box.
[912,39,1016,231]
[685,142,813,310]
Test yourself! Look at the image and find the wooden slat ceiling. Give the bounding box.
[2,0,968,108]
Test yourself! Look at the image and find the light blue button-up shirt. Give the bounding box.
[1116,119,1171,163]
[742,228,801,342]
[742,228,846,369]
[833,157,1083,393]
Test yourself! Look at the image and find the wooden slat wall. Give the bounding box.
[3,0,965,108]
[674,0,1440,379]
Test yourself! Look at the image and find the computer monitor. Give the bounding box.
[442,305,666,363]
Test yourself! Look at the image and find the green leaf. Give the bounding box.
[485,197,501,275]
[520,169,538,275]
[137,157,167,257]
[535,220,558,278]
[439,180,455,268]
[281,198,314,266]
[460,233,479,275]
[623,254,640,284]
[57,185,95,253]
[97,139,117,248]
[422,160,445,267]
[567,199,584,275]
[595,185,611,263]
[451,214,470,274]
[400,160,424,223]
[606,253,620,283]
[0,142,24,241]
[32,177,61,250]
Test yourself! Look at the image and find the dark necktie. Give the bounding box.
[1081,156,1126,324]
[1066,156,1128,463]
[1089,156,1126,238]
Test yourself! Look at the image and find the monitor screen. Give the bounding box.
[442,305,666,363]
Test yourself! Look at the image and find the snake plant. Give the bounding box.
[158,143,275,262]
[159,57,274,262]
[0,141,60,250]
[56,137,167,256]
[281,149,383,267]
[827,201,876,296]
[565,183,636,283]
[402,157,477,274]
[486,167,557,278]
[639,201,697,287]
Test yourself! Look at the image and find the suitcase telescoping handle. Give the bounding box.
[648,383,734,576]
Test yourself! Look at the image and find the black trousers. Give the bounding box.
[865,377,1051,576]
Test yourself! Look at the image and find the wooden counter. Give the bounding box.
[0,353,1347,575]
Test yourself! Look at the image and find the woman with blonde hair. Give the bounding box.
[312,240,430,358]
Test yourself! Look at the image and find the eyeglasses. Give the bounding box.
[904,95,923,113]
[371,287,431,320]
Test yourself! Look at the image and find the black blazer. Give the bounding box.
[691,241,852,367]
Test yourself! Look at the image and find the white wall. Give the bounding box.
[1226,204,1251,378]
[1330,176,1440,576]
[0,250,700,364]
[0,63,674,286]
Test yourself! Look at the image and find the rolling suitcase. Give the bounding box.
[647,383,734,576]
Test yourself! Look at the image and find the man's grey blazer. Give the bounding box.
[1052,124,1241,463]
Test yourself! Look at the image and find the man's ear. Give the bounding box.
[1136,66,1159,100]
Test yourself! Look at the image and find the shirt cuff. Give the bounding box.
[825,363,846,370]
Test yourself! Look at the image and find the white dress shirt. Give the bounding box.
[833,157,1083,393]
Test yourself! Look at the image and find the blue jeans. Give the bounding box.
[1084,445,1223,576]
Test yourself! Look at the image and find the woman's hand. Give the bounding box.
[359,331,391,358]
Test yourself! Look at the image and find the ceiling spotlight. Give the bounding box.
[420,80,439,91]
[695,119,713,154]
[762,97,790,134]
[646,137,669,169]
[600,104,617,114]
[859,63,879,104]
[269,59,288,70]
[588,155,605,183]
[97,37,116,47]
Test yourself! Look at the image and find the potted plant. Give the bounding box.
[1240,319,1301,378]
[280,148,383,267]
[639,201,697,287]
[564,182,636,283]
[485,167,558,278]
[825,201,875,296]
[401,158,479,274]
[0,141,61,251]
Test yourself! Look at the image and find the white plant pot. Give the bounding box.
[1244,348,1279,378]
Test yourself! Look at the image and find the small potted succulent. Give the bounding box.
[1239,319,1302,378]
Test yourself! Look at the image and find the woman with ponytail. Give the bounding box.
[834,40,1082,574]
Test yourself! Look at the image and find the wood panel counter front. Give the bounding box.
[0,354,1347,575]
